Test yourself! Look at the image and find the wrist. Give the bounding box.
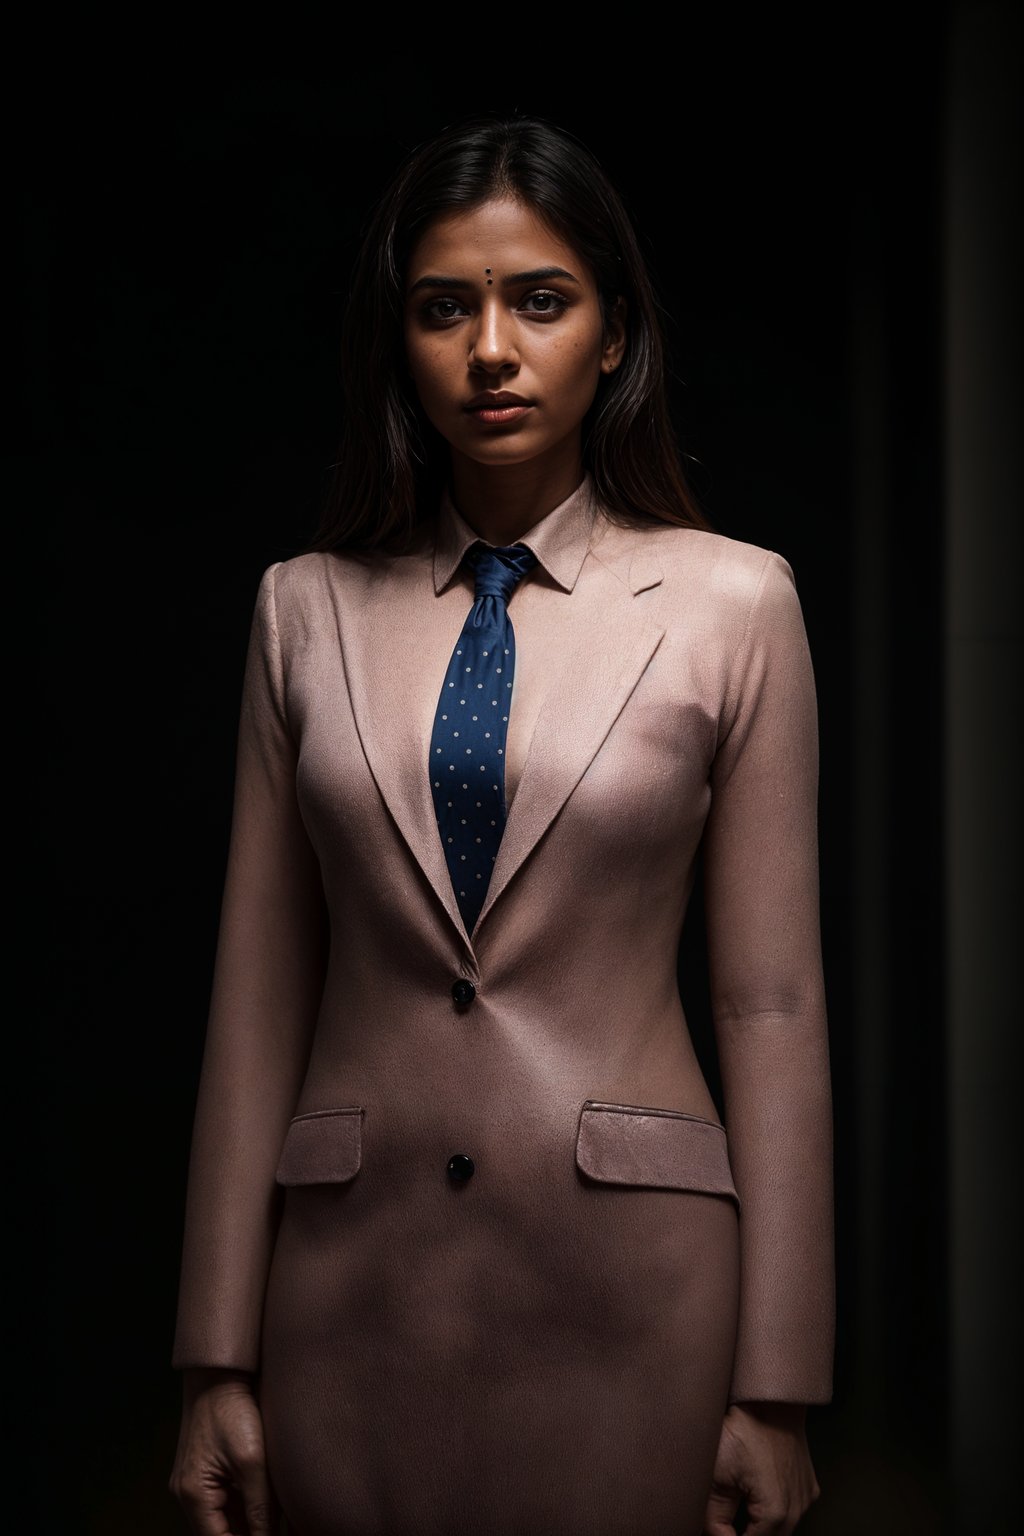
[181,1366,256,1404]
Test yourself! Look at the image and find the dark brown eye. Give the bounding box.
[521,290,569,317]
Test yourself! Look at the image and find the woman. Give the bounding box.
[169,116,835,1536]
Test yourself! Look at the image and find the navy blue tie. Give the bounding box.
[430,541,539,936]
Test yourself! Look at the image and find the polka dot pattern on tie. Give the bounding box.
[429,541,538,938]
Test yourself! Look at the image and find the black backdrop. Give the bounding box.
[20,15,1019,1536]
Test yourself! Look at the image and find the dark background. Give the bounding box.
[21,9,1020,1534]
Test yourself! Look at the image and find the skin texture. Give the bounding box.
[707,1402,820,1535]
[403,195,625,544]
[170,196,822,1536]
[171,1368,279,1535]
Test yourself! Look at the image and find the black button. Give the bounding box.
[451,979,476,1006]
[447,1154,475,1182]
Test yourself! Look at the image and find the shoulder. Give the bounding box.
[254,547,380,617]
[627,521,799,628]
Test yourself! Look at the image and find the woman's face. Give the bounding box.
[403,196,626,474]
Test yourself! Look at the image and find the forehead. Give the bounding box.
[407,196,588,282]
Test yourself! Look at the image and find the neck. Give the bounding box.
[448,442,585,546]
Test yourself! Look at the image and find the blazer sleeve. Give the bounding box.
[170,562,328,1372]
[702,548,836,1406]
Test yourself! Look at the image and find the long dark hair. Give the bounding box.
[305,116,715,556]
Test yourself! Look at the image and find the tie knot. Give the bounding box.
[466,543,538,607]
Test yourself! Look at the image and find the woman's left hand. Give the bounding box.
[703,1401,821,1535]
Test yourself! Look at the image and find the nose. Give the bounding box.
[468,300,519,372]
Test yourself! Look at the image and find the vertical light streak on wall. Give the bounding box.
[849,232,891,1420]
[945,5,1022,1530]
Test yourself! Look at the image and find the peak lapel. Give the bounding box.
[341,554,478,948]
[471,536,665,939]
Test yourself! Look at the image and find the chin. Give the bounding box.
[456,433,552,467]
[466,448,550,471]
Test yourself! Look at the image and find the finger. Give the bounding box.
[704,1482,743,1535]
[237,1457,280,1536]
[174,1473,234,1536]
[181,1497,232,1536]
[743,1501,789,1536]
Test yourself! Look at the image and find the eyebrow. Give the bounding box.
[407,266,581,296]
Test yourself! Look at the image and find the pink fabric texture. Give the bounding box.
[170,476,835,1534]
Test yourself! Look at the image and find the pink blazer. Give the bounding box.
[171,478,835,1497]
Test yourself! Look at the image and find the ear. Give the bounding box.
[600,296,628,374]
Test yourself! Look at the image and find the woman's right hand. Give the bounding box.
[169,1368,281,1536]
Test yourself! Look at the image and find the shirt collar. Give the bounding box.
[433,473,600,596]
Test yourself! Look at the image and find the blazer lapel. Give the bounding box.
[341,551,478,946]
[341,531,665,951]
[473,549,665,937]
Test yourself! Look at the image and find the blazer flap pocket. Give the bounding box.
[576,1101,740,1211]
[275,1107,364,1186]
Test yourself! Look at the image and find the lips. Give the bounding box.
[463,392,533,411]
